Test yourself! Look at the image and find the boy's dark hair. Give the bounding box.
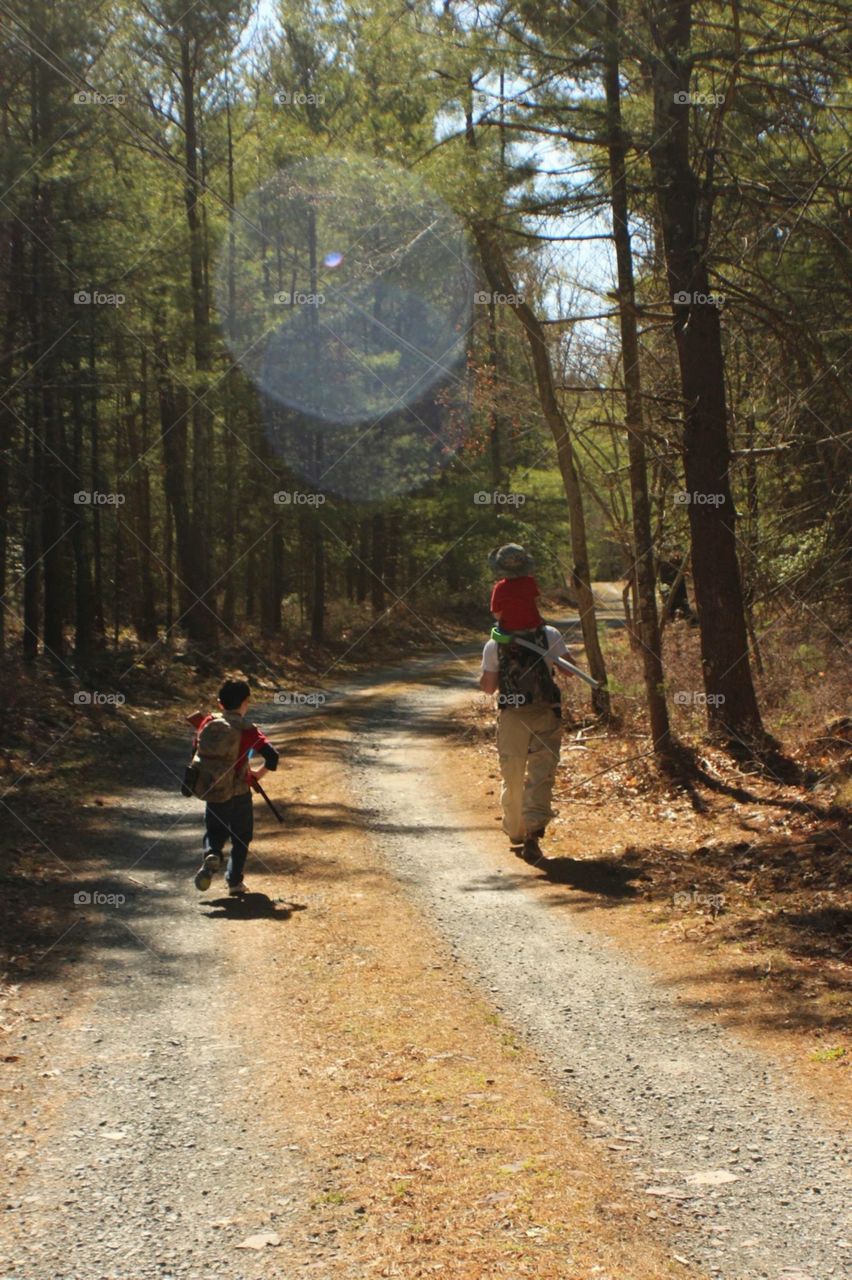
[218,677,251,710]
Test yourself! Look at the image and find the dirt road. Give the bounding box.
[1,657,848,1280]
[351,667,849,1280]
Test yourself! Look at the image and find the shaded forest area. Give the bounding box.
[0,0,849,768]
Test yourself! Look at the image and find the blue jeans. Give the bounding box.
[204,792,254,887]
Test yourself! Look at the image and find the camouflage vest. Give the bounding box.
[496,626,562,711]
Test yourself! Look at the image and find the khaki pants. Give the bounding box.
[496,703,562,842]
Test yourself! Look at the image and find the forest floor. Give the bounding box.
[0,627,849,1280]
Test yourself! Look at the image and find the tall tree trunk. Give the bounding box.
[113,505,122,649]
[472,223,610,714]
[129,357,157,642]
[603,0,671,755]
[221,95,238,633]
[0,214,21,656]
[179,33,215,645]
[743,414,762,669]
[156,338,204,637]
[371,512,386,615]
[22,406,41,660]
[306,206,325,643]
[356,519,369,603]
[345,518,357,601]
[89,326,105,640]
[310,519,325,642]
[263,509,283,636]
[71,363,94,656]
[164,502,174,634]
[41,383,65,659]
[486,298,504,489]
[221,463,237,630]
[0,399,10,657]
[648,0,764,743]
[385,511,399,597]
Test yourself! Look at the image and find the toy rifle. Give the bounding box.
[249,773,284,823]
[490,627,600,688]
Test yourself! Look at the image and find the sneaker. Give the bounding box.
[194,852,222,892]
[227,881,248,896]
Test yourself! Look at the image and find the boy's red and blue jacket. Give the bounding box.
[187,710,279,796]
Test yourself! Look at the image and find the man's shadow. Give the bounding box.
[535,855,645,898]
[198,893,306,921]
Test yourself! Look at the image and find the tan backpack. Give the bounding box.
[186,715,243,803]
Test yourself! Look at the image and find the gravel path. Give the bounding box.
[351,673,851,1280]
[1,743,319,1280]
[2,659,849,1280]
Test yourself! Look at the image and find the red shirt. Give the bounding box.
[490,575,542,630]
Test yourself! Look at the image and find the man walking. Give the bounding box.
[479,548,575,863]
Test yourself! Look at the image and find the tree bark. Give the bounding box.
[310,517,325,642]
[178,30,215,645]
[371,512,386,615]
[603,0,671,755]
[357,519,369,603]
[79,323,102,641]
[472,223,610,714]
[129,357,157,642]
[648,0,764,742]
[22,407,41,660]
[71,359,95,656]
[156,338,208,640]
[0,212,21,656]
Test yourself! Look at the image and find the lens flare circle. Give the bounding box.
[215,154,473,499]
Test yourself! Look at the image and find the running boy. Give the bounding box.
[488,543,543,633]
[188,677,279,895]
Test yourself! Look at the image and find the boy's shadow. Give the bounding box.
[199,893,306,921]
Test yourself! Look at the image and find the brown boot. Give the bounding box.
[521,827,546,863]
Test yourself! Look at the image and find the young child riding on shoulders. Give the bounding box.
[488,543,543,635]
